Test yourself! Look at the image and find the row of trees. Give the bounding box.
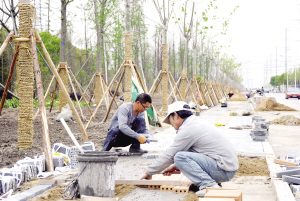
[0,0,244,94]
[270,68,300,87]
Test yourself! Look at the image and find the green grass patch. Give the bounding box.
[3,97,92,108]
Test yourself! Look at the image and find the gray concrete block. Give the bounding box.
[282,175,300,184]
[6,184,54,201]
[286,167,300,171]
[276,169,300,178]
[142,153,161,159]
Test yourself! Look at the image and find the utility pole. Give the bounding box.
[270,55,272,79]
[276,46,277,76]
[295,65,297,88]
[285,28,288,90]
[266,57,268,85]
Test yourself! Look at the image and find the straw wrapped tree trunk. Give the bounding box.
[124,0,132,102]
[93,0,106,104]
[58,62,70,112]
[191,20,199,97]
[17,1,34,149]
[177,2,194,100]
[153,0,172,114]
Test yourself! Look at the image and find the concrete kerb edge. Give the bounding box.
[5,184,56,201]
[262,142,295,201]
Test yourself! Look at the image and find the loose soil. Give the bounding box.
[235,156,270,177]
[230,93,248,101]
[30,186,68,201]
[114,185,136,199]
[255,98,297,111]
[182,192,199,201]
[0,94,164,168]
[271,115,300,126]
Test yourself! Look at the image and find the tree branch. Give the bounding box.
[14,9,18,17]
[0,18,11,32]
[153,0,163,24]
[0,7,10,16]
[3,0,9,12]
[183,1,187,35]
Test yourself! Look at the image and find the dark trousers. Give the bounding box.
[101,118,147,151]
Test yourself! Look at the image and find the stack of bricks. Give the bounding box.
[70,142,95,169]
[147,173,192,194]
[70,146,79,169]
[250,116,270,141]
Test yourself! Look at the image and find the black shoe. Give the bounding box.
[129,147,148,153]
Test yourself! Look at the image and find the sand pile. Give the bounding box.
[255,98,297,111]
[271,115,300,126]
[230,93,248,101]
[236,156,269,177]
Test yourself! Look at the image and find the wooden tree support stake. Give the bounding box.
[85,63,124,130]
[69,70,93,115]
[0,45,19,115]
[30,28,54,171]
[0,31,14,58]
[35,30,89,142]
[49,80,58,112]
[102,70,125,122]
[34,67,58,120]
[65,65,86,121]
[101,74,119,109]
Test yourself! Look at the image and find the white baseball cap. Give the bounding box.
[162,101,193,125]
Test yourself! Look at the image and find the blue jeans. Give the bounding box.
[101,118,147,151]
[174,151,236,190]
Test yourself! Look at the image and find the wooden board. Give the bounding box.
[204,190,242,201]
[206,187,239,193]
[199,198,235,201]
[115,179,182,186]
[274,159,299,167]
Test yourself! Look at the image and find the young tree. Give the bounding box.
[152,0,173,113]
[175,1,195,99]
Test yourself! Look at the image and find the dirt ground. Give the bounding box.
[30,186,68,201]
[235,156,270,177]
[0,94,164,168]
[0,94,278,201]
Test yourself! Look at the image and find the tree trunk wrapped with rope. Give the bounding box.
[94,71,103,105]
[180,68,187,100]
[162,43,168,114]
[17,3,35,149]
[124,33,133,102]
[58,62,69,112]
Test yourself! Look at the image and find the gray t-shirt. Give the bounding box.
[108,102,149,139]
[147,115,239,175]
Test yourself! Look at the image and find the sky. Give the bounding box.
[3,0,300,88]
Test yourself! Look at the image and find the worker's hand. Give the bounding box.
[139,166,152,180]
[137,135,147,144]
[161,164,177,176]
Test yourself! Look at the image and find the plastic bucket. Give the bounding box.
[77,151,118,197]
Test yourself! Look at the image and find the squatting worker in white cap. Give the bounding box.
[139,101,239,197]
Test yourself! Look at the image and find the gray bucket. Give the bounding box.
[77,151,118,197]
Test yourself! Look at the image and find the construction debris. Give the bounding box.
[255,98,297,111]
[271,115,300,126]
[229,93,248,101]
